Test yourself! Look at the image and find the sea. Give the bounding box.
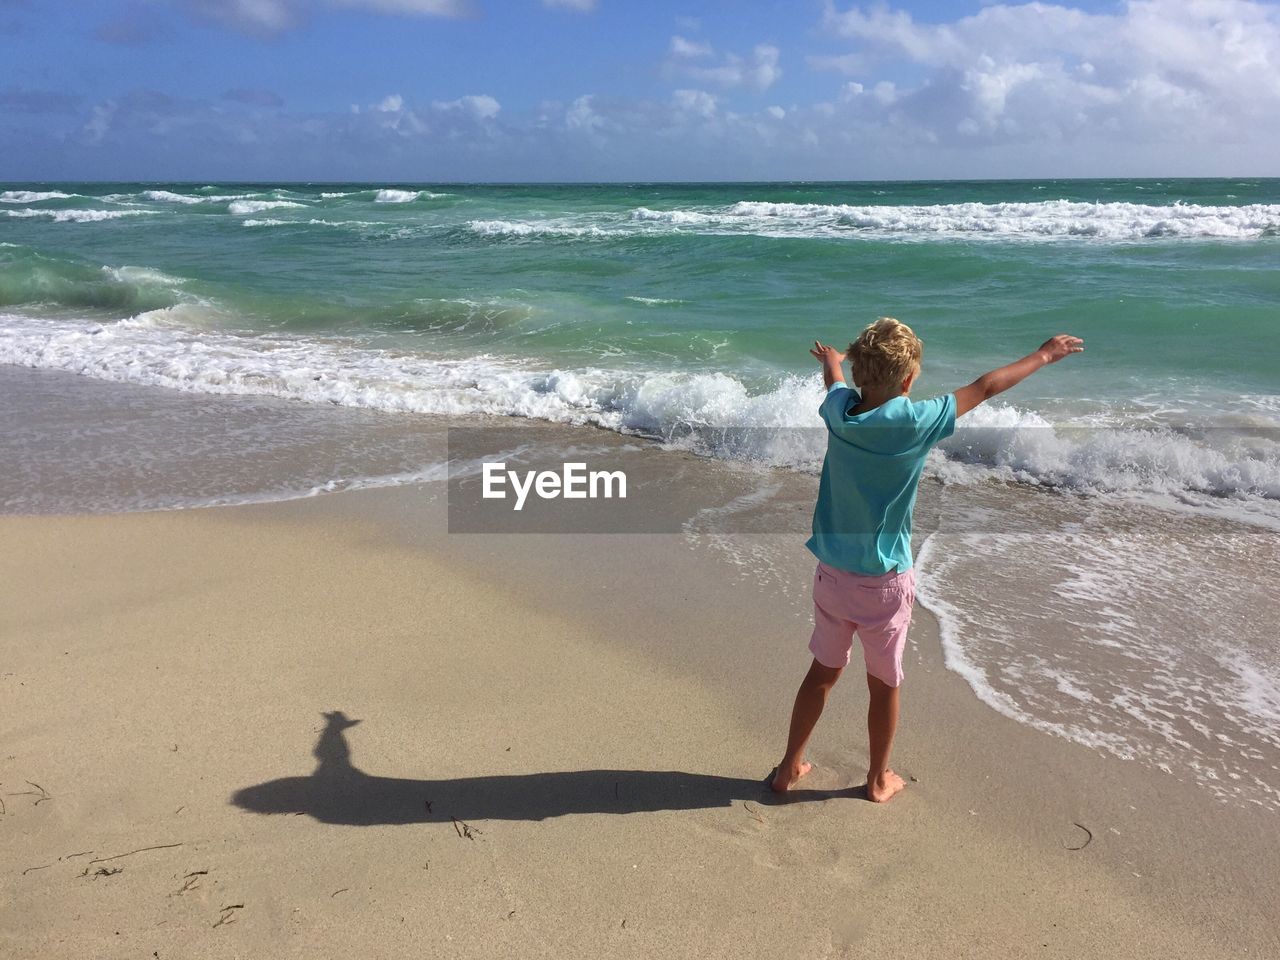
[2,179,1278,808]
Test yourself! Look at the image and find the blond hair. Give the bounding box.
[848,317,922,392]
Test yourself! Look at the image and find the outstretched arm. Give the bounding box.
[810,341,846,389]
[953,334,1083,418]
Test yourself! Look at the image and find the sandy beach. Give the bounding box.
[3,477,1277,959]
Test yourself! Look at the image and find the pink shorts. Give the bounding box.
[808,561,916,687]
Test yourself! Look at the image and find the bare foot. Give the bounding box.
[770,760,812,793]
[866,769,906,803]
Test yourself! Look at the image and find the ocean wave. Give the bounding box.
[0,190,77,203]
[375,189,421,203]
[0,250,187,311]
[936,404,1280,501]
[240,218,410,240]
[2,311,1276,510]
[467,219,606,238]
[625,296,684,305]
[462,200,1280,243]
[241,217,383,228]
[631,207,719,225]
[374,189,450,203]
[144,189,256,204]
[229,199,307,215]
[143,189,204,204]
[101,265,187,288]
[2,208,154,223]
[629,199,1280,241]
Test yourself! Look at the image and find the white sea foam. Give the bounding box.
[916,522,1280,809]
[625,296,684,305]
[2,208,154,223]
[101,265,187,287]
[627,199,1280,242]
[631,207,719,225]
[937,402,1280,500]
[144,189,255,204]
[375,189,421,202]
[372,189,449,203]
[0,190,75,203]
[467,219,606,238]
[228,199,307,215]
[0,310,825,436]
[143,189,203,204]
[242,217,387,229]
[2,309,1275,510]
[155,462,456,512]
[469,200,1280,243]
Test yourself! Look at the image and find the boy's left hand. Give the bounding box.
[810,341,845,364]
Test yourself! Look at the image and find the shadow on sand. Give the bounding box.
[231,711,851,826]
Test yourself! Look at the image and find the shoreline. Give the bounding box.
[3,483,1277,957]
[4,363,1278,531]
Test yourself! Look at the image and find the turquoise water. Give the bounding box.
[2,179,1278,504]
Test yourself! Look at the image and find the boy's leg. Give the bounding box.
[771,658,844,792]
[865,672,906,803]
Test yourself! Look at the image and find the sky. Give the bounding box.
[2,0,1279,181]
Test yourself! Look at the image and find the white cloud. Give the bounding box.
[766,105,786,119]
[870,80,896,106]
[672,89,717,119]
[183,0,295,32]
[565,94,603,131]
[83,100,118,144]
[543,0,596,10]
[806,52,870,76]
[670,35,712,58]
[664,38,782,92]
[179,0,471,34]
[349,92,428,133]
[334,0,471,14]
[432,93,500,119]
[818,0,1280,144]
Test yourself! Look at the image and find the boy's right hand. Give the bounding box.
[1036,334,1085,364]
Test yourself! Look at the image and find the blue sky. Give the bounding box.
[3,0,1278,180]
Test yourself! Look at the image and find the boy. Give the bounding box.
[772,318,1083,803]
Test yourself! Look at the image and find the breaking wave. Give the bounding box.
[228,199,308,215]
[2,208,154,223]
[627,199,1280,241]
[1,190,78,203]
[2,309,1276,511]
[466,219,607,238]
[374,189,450,202]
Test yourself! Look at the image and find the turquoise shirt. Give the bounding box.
[806,383,957,576]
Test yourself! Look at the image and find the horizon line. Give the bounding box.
[2,175,1275,186]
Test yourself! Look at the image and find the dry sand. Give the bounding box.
[2,485,1277,959]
